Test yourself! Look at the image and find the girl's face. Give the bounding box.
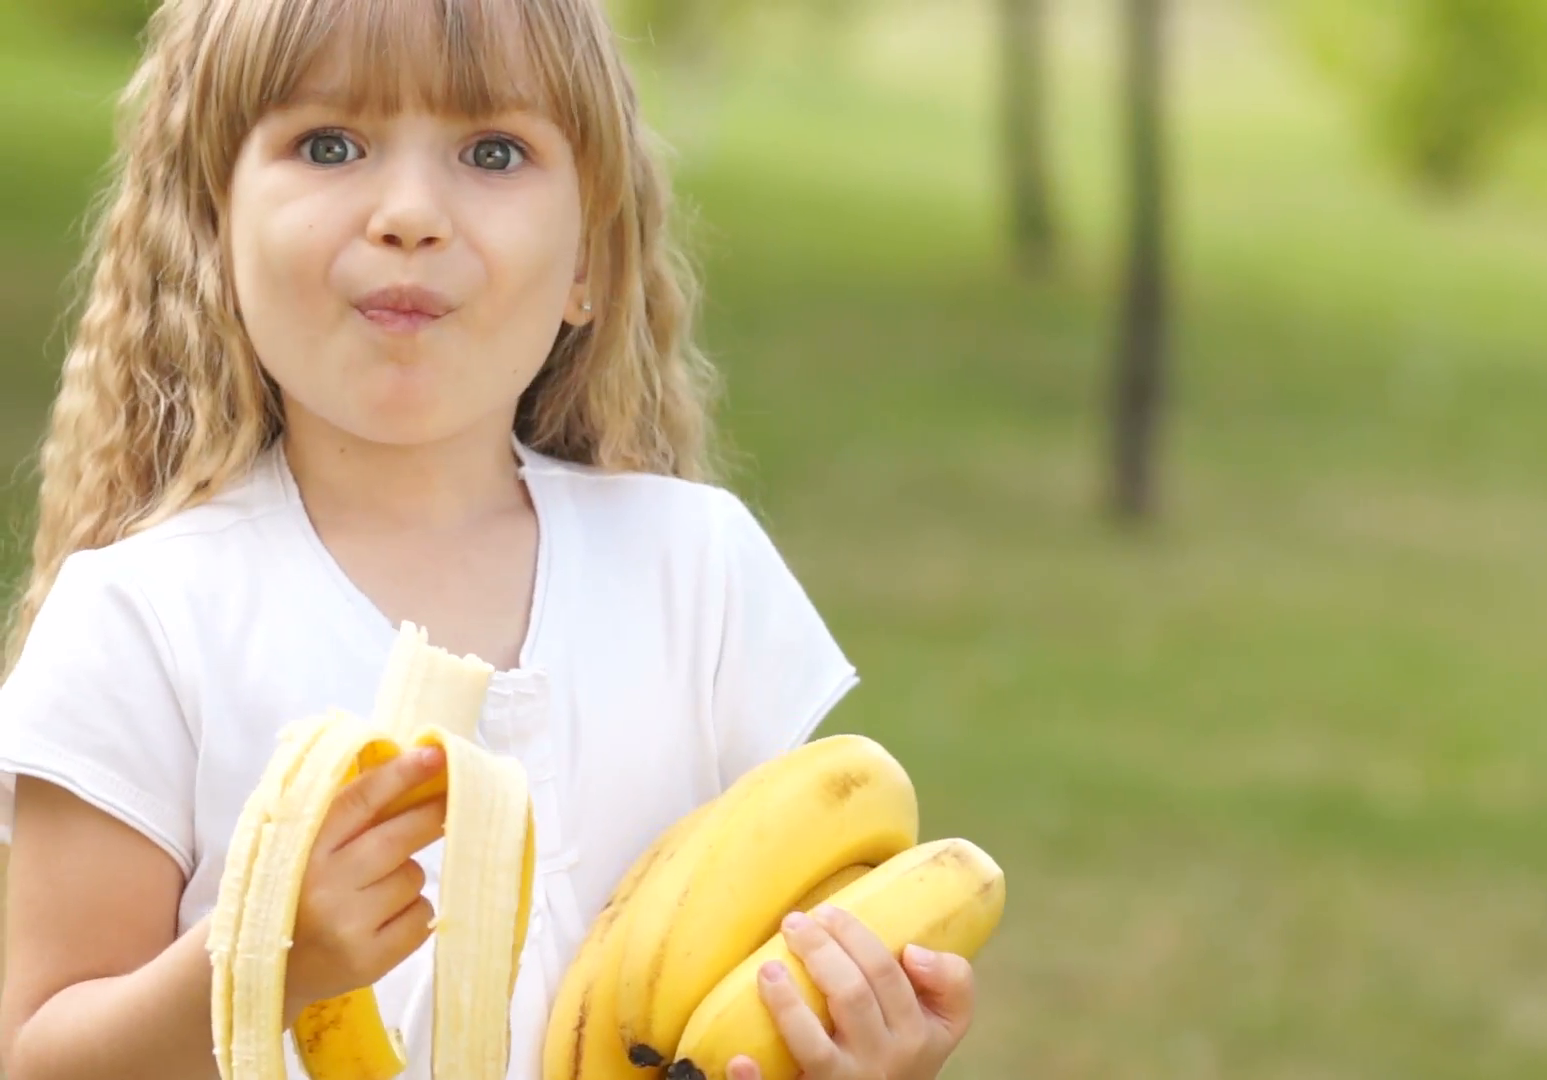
[225,60,593,453]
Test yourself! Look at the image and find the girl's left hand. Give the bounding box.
[725,904,977,1080]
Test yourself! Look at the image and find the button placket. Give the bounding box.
[480,669,589,1079]
[481,670,585,957]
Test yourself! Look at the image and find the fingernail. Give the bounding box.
[416,746,445,768]
[759,961,786,983]
[811,902,841,925]
[782,911,812,933]
[904,944,936,970]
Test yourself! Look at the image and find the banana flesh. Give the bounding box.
[614,734,921,1068]
[370,622,491,743]
[668,837,1007,1080]
[208,621,535,1080]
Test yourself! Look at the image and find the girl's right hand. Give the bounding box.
[283,745,449,1021]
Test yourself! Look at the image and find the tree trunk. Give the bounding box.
[1001,0,1056,269]
[1110,0,1168,521]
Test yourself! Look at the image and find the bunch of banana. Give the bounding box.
[541,733,1007,1080]
[208,622,537,1080]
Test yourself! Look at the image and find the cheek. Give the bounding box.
[229,182,339,324]
[476,171,582,278]
[227,191,354,404]
[468,201,581,331]
[239,216,333,313]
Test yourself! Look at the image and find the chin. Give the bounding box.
[281,388,459,448]
[336,411,474,449]
[338,371,464,443]
[271,345,521,451]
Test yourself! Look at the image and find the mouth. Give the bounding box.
[353,284,456,334]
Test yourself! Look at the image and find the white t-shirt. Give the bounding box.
[0,437,858,1080]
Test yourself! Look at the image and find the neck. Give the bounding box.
[280,412,527,533]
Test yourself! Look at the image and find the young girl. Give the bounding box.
[0,2,978,1079]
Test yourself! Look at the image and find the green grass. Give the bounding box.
[5,1,1547,1076]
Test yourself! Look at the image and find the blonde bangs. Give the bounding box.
[192,0,630,213]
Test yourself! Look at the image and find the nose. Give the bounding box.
[365,158,453,251]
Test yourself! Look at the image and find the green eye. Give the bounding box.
[468,138,525,171]
[302,132,357,166]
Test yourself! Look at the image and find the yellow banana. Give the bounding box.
[614,734,919,1069]
[543,821,874,1080]
[667,837,1007,1080]
[790,864,872,913]
[208,622,536,1080]
[290,990,407,1080]
[542,802,713,1080]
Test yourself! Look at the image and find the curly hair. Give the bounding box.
[3,0,721,675]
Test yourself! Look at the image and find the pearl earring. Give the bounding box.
[582,299,593,314]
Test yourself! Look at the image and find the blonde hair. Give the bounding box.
[3,0,720,675]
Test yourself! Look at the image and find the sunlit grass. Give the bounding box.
[2,1,1547,1074]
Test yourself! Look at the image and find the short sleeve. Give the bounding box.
[0,548,196,875]
[710,489,859,789]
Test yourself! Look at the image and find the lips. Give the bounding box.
[353,284,456,332]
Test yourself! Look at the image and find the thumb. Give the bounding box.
[321,744,447,850]
[902,946,977,1042]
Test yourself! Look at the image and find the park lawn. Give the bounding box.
[4,2,1547,1077]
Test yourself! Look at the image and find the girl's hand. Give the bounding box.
[726,904,978,1080]
[282,745,449,1023]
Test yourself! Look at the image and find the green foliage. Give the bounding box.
[1287,0,1547,194]
[605,0,761,60]
[35,0,152,42]
[604,0,868,68]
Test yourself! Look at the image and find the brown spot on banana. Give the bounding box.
[568,996,590,1080]
[823,768,870,804]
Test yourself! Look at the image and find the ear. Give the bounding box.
[564,280,595,328]
[565,228,595,326]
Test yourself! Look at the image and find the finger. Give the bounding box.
[358,856,429,930]
[902,946,977,1044]
[756,960,843,1077]
[781,910,888,1056]
[725,1056,762,1080]
[318,745,447,851]
[374,894,436,969]
[812,903,924,1033]
[337,795,447,884]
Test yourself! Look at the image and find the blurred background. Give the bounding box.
[4,0,1547,1075]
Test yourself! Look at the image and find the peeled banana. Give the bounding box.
[208,622,536,1080]
[667,837,1007,1080]
[613,734,921,1069]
